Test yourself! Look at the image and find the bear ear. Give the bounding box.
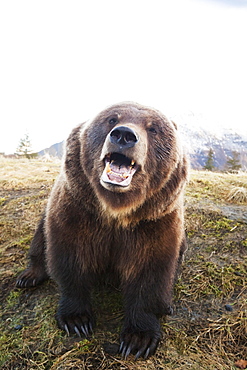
[171,120,178,130]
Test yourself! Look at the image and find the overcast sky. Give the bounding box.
[0,0,247,154]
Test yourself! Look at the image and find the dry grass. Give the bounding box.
[227,187,247,203]
[0,156,60,190]
[0,160,246,369]
[187,170,247,204]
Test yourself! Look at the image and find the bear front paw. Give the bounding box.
[16,267,48,288]
[119,327,161,360]
[56,312,94,338]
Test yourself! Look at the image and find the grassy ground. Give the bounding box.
[0,157,246,370]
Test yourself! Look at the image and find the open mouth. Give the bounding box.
[101,153,137,187]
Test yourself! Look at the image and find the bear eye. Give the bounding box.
[149,127,157,134]
[108,117,118,125]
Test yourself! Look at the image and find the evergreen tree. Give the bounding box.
[16,133,37,158]
[225,151,241,173]
[204,148,215,171]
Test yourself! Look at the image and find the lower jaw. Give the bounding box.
[100,178,131,192]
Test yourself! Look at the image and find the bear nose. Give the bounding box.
[110,126,139,148]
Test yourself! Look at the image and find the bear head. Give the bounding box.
[76,102,186,222]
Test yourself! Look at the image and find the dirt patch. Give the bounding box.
[219,204,247,224]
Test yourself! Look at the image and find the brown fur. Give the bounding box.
[16,102,189,359]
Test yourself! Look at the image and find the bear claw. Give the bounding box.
[63,322,92,337]
[64,324,70,336]
[16,268,48,289]
[57,313,93,338]
[119,331,160,360]
[74,326,81,337]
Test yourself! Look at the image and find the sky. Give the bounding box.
[0,0,247,154]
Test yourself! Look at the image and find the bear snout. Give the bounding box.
[100,125,147,190]
[110,126,139,150]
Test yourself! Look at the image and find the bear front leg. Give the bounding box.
[119,240,179,359]
[48,249,95,338]
[56,284,94,338]
[16,214,49,288]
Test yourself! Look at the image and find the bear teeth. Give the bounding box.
[106,162,111,173]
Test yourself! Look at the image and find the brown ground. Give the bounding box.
[0,157,246,369]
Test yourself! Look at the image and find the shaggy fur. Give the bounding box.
[16,102,189,359]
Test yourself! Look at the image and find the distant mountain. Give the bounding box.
[176,114,247,170]
[38,116,247,171]
[39,141,64,158]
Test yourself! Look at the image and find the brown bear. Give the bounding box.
[16,102,189,360]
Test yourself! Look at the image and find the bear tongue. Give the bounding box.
[110,162,131,175]
[107,172,129,183]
